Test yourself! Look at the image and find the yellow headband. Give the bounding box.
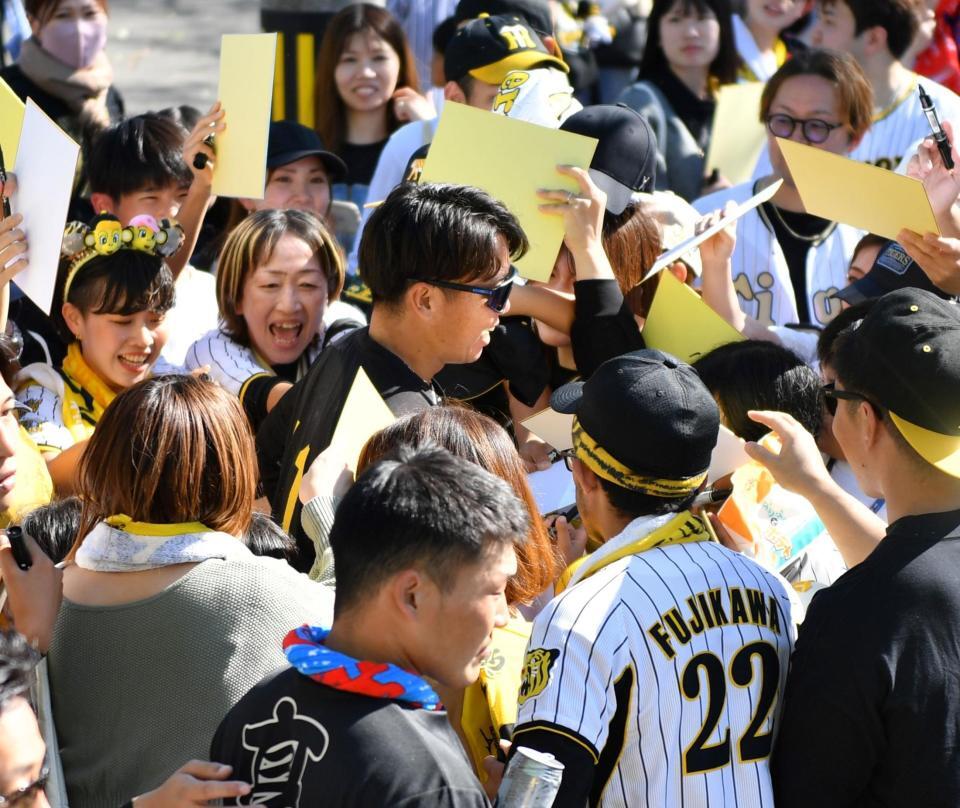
[61,214,184,301]
[572,417,707,499]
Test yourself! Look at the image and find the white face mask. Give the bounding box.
[40,18,107,69]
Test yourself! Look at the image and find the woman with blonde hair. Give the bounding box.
[185,208,361,428]
[46,375,333,807]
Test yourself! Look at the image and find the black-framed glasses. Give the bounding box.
[767,113,843,145]
[548,448,577,471]
[410,265,518,313]
[822,383,882,416]
[0,765,49,806]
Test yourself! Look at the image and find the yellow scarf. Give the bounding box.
[572,417,707,498]
[57,343,117,443]
[555,510,713,594]
[0,428,54,528]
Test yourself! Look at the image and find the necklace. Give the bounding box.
[759,200,837,245]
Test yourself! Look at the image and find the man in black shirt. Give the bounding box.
[212,445,530,806]
[256,182,527,568]
[771,288,960,806]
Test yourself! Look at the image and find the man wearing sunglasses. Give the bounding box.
[766,288,960,806]
[256,181,527,566]
[695,49,872,330]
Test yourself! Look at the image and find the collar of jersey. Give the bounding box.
[567,510,712,589]
[283,625,442,711]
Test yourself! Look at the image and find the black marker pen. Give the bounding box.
[920,84,955,170]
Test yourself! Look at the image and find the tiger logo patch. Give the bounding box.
[517,648,559,705]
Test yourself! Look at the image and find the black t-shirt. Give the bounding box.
[256,326,438,570]
[339,139,389,188]
[435,316,550,419]
[211,667,490,807]
[760,201,834,324]
[772,507,960,806]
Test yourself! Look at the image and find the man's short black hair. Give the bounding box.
[694,340,824,442]
[85,113,193,199]
[357,182,528,306]
[0,631,39,711]
[821,0,919,60]
[817,300,875,370]
[21,496,82,564]
[329,444,529,616]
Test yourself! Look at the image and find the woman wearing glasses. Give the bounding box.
[695,49,874,330]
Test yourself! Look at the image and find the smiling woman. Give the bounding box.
[15,213,177,495]
[185,209,359,429]
[314,4,430,213]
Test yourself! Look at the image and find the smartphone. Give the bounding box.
[7,527,31,571]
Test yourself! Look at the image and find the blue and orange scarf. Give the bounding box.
[283,625,441,711]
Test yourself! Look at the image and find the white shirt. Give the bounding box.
[694,182,860,326]
[851,73,960,170]
[347,118,439,274]
[515,513,796,808]
[161,265,219,367]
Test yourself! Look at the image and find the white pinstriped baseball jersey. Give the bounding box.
[850,73,960,171]
[694,181,861,326]
[515,513,795,808]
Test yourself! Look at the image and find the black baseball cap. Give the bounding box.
[455,0,554,36]
[551,350,720,494]
[267,121,347,181]
[835,240,947,305]
[839,288,960,477]
[444,14,567,85]
[559,104,657,215]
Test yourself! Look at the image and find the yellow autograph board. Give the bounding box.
[213,33,277,199]
[0,79,24,170]
[642,271,744,364]
[705,81,767,185]
[419,102,597,281]
[778,137,939,240]
[331,367,396,473]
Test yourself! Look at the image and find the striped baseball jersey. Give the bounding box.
[695,181,860,326]
[514,512,796,808]
[850,73,960,171]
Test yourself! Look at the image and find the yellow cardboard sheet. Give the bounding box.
[642,271,744,364]
[705,82,767,185]
[419,103,598,282]
[521,407,574,452]
[0,79,24,170]
[330,367,396,473]
[778,137,939,240]
[213,33,277,199]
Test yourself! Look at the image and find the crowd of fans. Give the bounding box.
[2,0,960,806]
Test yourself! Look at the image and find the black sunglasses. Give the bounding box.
[767,113,843,145]
[411,265,518,313]
[822,383,883,416]
[0,766,49,806]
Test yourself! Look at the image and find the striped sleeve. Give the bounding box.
[185,330,269,397]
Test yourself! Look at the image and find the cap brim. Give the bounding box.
[267,149,348,181]
[589,169,636,216]
[550,381,585,414]
[834,274,889,305]
[890,411,960,478]
[470,51,568,85]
